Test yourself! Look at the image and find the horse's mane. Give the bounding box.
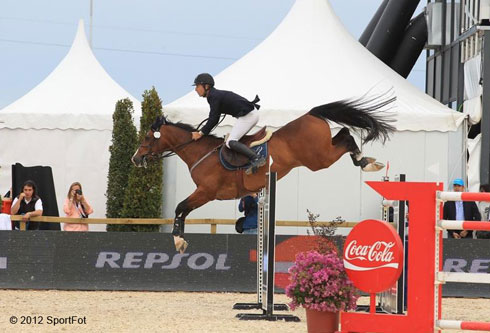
[164,119,222,140]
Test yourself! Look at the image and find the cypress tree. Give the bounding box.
[106,98,138,231]
[119,87,163,232]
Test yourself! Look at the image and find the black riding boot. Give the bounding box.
[228,140,266,174]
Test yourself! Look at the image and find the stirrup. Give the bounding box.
[245,156,266,175]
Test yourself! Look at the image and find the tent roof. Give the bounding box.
[165,0,464,132]
[0,20,141,131]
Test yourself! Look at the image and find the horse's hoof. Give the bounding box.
[362,162,385,172]
[365,156,377,164]
[179,240,189,254]
[174,236,188,253]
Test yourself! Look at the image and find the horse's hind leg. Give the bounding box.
[172,188,211,253]
[333,128,384,172]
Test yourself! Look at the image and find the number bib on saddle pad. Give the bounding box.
[219,142,268,171]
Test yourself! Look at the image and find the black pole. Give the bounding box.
[359,0,390,46]
[480,31,490,185]
[389,12,428,78]
[366,0,421,64]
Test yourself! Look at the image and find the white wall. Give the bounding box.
[0,128,111,231]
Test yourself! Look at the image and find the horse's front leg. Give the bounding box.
[172,188,212,253]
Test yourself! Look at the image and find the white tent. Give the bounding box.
[165,0,464,132]
[162,0,467,232]
[0,20,141,229]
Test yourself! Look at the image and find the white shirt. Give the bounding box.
[12,197,43,212]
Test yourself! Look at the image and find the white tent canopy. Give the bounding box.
[0,20,140,130]
[0,20,141,228]
[160,0,466,231]
[165,0,464,132]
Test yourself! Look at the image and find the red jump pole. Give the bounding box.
[437,320,490,331]
[439,220,490,231]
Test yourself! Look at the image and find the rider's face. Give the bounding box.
[195,84,206,97]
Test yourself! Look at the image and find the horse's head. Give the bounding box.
[132,116,169,167]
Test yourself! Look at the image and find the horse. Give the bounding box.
[132,95,396,252]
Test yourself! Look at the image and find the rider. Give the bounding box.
[191,73,266,174]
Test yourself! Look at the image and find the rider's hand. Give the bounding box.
[192,132,203,141]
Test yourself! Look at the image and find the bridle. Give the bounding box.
[137,130,194,167]
[136,115,226,168]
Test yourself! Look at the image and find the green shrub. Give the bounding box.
[106,98,138,231]
[119,87,163,232]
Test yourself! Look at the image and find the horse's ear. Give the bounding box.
[151,116,163,132]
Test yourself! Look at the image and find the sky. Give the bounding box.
[0,0,426,110]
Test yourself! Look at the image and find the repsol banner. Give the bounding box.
[0,232,489,297]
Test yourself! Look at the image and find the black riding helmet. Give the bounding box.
[193,73,214,87]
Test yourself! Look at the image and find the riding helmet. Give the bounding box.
[193,73,214,87]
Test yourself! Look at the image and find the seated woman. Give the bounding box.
[63,182,93,232]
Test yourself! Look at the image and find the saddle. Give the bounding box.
[220,127,272,169]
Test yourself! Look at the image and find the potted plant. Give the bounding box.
[285,211,360,333]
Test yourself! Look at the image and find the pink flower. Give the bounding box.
[285,250,360,312]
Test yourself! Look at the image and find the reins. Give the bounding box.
[153,114,226,158]
[139,139,194,162]
[195,114,227,133]
[139,115,226,167]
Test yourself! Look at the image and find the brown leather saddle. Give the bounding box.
[220,127,270,168]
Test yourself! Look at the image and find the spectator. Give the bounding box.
[443,178,481,239]
[238,193,258,234]
[10,180,43,230]
[63,182,93,231]
[477,184,490,239]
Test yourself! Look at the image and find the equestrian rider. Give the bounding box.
[191,73,266,174]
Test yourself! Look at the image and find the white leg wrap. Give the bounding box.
[352,152,363,161]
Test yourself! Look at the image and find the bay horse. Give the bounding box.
[132,96,395,252]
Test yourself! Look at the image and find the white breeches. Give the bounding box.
[225,109,259,148]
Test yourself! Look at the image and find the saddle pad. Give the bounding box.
[219,142,268,171]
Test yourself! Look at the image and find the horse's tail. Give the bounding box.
[308,94,396,144]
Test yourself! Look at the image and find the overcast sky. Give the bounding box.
[0,0,426,109]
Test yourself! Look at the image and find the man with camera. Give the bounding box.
[63,182,93,231]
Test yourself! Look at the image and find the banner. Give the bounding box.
[0,232,488,298]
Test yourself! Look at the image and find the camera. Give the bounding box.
[75,189,82,195]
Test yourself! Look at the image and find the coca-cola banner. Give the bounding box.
[0,232,488,297]
[343,220,404,293]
